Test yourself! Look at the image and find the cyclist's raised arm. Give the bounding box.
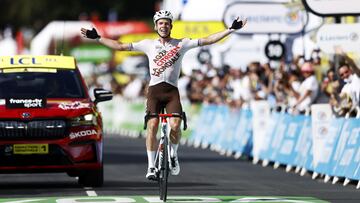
[199,17,247,46]
[98,37,131,51]
[80,28,131,51]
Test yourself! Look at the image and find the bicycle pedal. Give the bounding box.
[148,176,158,181]
[147,172,159,181]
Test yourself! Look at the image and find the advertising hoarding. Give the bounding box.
[303,0,360,16]
[223,2,307,34]
[316,23,360,54]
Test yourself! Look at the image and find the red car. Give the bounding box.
[0,55,112,187]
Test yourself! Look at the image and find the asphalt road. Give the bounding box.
[0,135,359,203]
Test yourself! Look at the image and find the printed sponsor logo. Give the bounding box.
[4,146,13,153]
[22,112,31,118]
[10,57,42,65]
[316,24,360,54]
[69,129,97,139]
[317,111,327,121]
[223,3,306,34]
[319,32,359,42]
[59,101,90,110]
[318,126,328,136]
[285,10,301,25]
[151,46,181,77]
[6,98,45,108]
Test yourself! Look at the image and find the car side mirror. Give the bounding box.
[94,88,113,105]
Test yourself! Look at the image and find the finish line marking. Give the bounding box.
[0,196,328,203]
[83,187,97,196]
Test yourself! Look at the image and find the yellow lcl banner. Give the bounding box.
[0,55,76,69]
[114,21,226,64]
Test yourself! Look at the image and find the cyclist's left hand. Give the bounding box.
[229,17,247,30]
[81,27,101,39]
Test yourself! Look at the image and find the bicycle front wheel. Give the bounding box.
[159,135,169,202]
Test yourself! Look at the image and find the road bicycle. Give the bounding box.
[144,111,187,202]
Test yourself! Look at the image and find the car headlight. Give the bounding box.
[70,113,97,126]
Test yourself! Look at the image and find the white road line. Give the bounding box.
[84,187,98,196]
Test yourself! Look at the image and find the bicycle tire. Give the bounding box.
[159,134,169,201]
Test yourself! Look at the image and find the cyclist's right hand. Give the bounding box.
[81,28,101,39]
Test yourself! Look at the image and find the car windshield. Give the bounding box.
[0,69,86,98]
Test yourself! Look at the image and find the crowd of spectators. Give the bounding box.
[87,46,360,118]
[2,24,358,118]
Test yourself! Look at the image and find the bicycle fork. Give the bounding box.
[155,120,172,175]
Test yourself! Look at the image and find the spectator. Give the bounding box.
[273,75,288,109]
[261,63,275,96]
[330,63,360,116]
[288,62,319,114]
[321,68,340,102]
[335,46,360,77]
[228,68,252,108]
[285,70,301,109]
[330,46,360,116]
[247,62,266,100]
[311,48,323,82]
[187,70,205,103]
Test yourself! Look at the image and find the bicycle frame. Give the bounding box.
[155,114,171,168]
[144,112,187,202]
[155,114,173,202]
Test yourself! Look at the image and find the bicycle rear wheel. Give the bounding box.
[159,135,169,201]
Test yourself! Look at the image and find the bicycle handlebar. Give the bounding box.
[158,114,178,117]
[144,112,187,131]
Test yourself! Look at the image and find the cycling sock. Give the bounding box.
[147,150,156,168]
[171,143,178,157]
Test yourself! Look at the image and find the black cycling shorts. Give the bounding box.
[146,82,182,114]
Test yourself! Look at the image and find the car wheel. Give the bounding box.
[78,165,104,187]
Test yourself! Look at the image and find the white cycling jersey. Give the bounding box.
[130,38,199,87]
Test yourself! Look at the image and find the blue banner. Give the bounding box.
[293,115,313,171]
[268,113,288,161]
[275,114,304,166]
[258,111,282,161]
[207,105,229,149]
[328,118,349,177]
[189,104,360,181]
[218,108,241,152]
[231,108,253,156]
[338,119,360,180]
[313,118,344,175]
[189,104,217,147]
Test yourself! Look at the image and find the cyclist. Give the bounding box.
[81,10,246,180]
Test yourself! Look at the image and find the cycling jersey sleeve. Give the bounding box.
[130,39,151,52]
[181,38,200,51]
